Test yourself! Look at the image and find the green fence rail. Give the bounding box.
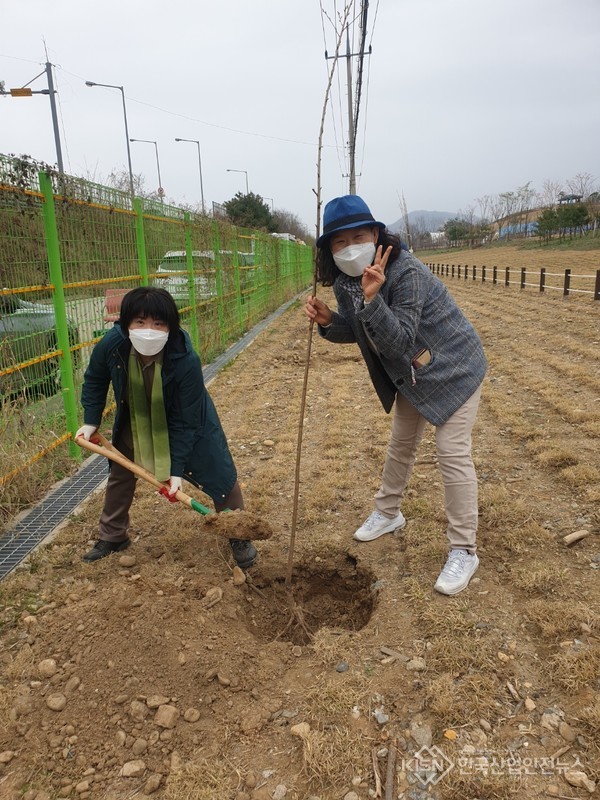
[0,155,313,526]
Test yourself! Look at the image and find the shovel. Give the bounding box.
[75,432,272,541]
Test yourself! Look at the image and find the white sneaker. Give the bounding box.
[353,510,406,542]
[434,549,479,595]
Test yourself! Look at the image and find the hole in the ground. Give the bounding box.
[243,554,378,645]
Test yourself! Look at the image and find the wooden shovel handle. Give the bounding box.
[75,433,200,511]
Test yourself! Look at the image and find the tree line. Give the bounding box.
[412,172,599,249]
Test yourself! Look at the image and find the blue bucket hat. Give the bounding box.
[317,195,385,247]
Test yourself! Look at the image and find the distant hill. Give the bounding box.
[388,210,456,234]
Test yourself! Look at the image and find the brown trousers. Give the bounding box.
[98,437,243,543]
[374,384,482,553]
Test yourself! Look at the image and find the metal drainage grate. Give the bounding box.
[0,455,108,579]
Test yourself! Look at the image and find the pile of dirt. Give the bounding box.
[0,281,599,800]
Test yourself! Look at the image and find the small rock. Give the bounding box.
[64,675,81,693]
[343,793,359,800]
[146,694,169,708]
[46,693,67,711]
[335,661,349,673]
[559,721,577,742]
[373,709,389,726]
[217,674,231,687]
[272,785,287,800]
[406,657,426,671]
[291,645,302,657]
[409,718,433,748]
[38,659,58,678]
[479,719,492,732]
[541,707,564,731]
[443,729,457,741]
[130,700,148,721]
[524,698,536,711]
[232,566,246,585]
[245,771,257,788]
[120,759,146,778]
[132,738,147,755]
[0,751,16,763]
[119,554,137,567]
[184,707,201,722]
[262,439,275,446]
[497,651,510,662]
[564,770,595,793]
[143,774,162,794]
[546,785,560,796]
[290,722,310,738]
[75,781,90,793]
[154,704,179,729]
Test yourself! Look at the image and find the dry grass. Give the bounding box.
[579,696,600,749]
[498,522,554,554]
[425,672,500,727]
[293,723,369,791]
[560,463,600,487]
[510,561,568,595]
[478,486,533,530]
[164,758,239,799]
[4,641,35,681]
[550,646,600,692]
[304,673,373,719]
[438,771,516,800]
[524,599,597,638]
[427,633,497,675]
[533,448,579,469]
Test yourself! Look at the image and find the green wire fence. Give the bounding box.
[0,155,313,526]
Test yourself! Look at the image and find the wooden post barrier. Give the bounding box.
[493,266,498,285]
[563,269,571,297]
[505,267,510,287]
[520,267,526,289]
[482,265,486,283]
[540,268,546,293]
[472,265,476,281]
[595,269,600,301]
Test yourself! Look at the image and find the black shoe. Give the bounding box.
[82,539,130,563]
[229,539,258,570]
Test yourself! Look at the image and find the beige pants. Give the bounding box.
[374,384,482,553]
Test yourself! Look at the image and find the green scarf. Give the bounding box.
[128,352,170,481]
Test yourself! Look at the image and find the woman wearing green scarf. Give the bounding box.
[76,287,256,570]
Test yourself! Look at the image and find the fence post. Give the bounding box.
[465,264,468,281]
[595,269,600,301]
[520,267,526,289]
[482,265,486,283]
[540,268,546,293]
[493,266,497,285]
[213,221,225,345]
[458,264,461,279]
[184,212,199,352]
[134,198,149,286]
[231,234,244,335]
[452,264,455,278]
[563,268,571,297]
[505,267,510,287]
[39,171,79,457]
[472,266,476,281]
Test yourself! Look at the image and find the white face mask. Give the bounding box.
[332,242,376,277]
[129,328,169,356]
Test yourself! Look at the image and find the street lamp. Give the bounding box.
[130,138,164,204]
[175,138,205,214]
[85,80,134,198]
[226,169,249,194]
[264,197,274,210]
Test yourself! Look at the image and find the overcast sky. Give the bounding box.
[2,0,599,233]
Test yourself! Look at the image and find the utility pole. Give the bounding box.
[1,63,64,173]
[325,1,371,195]
[345,29,356,194]
[45,62,64,173]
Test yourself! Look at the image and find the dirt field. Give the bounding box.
[1,254,599,800]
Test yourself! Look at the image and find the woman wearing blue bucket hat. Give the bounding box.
[306,195,487,596]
